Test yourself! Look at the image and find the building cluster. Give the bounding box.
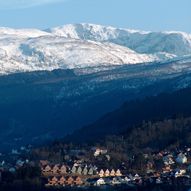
[144,147,191,182]
[46,176,83,187]
[98,169,122,177]
[37,146,191,188]
[0,146,32,173]
[93,148,108,157]
[2,145,191,189]
[41,161,124,187]
[41,163,97,177]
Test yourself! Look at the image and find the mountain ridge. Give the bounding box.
[48,23,191,56]
[0,23,191,75]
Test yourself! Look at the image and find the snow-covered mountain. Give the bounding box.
[0,23,191,75]
[49,23,191,56]
[0,36,157,75]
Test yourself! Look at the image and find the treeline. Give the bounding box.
[89,116,191,173]
[104,116,191,152]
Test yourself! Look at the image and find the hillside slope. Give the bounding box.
[67,87,191,143]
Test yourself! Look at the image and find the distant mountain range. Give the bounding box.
[0,23,191,75]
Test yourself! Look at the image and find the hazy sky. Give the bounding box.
[0,0,190,32]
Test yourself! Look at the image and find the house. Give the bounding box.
[58,176,66,185]
[42,165,52,174]
[176,153,188,164]
[82,167,88,175]
[60,165,67,174]
[110,169,116,176]
[115,169,122,176]
[71,166,77,174]
[94,148,108,157]
[162,165,172,173]
[88,167,94,175]
[100,149,108,155]
[49,176,58,186]
[112,177,121,185]
[105,169,110,177]
[99,169,104,177]
[174,169,186,178]
[52,165,59,174]
[94,148,101,157]
[77,166,82,175]
[75,176,83,185]
[66,176,74,185]
[96,178,105,186]
[124,176,131,183]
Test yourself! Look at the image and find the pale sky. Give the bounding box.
[0,0,190,33]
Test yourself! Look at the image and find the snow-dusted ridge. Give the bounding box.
[0,23,191,75]
[49,23,191,56]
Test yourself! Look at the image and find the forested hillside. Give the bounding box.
[67,87,191,143]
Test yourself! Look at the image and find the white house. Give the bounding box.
[94,148,108,157]
[96,178,105,186]
[124,176,131,183]
[112,177,121,185]
[134,174,141,181]
[94,148,101,157]
[71,165,77,174]
[176,153,187,164]
[174,169,186,178]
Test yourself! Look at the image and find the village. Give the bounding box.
[1,145,191,190]
[38,146,191,188]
